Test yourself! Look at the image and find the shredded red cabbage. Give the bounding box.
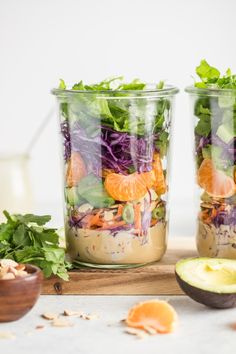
[61,121,160,175]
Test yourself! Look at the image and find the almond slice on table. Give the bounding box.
[124,327,147,339]
[35,325,45,330]
[42,313,58,320]
[63,309,83,317]
[80,313,99,320]
[0,331,15,339]
[52,318,73,327]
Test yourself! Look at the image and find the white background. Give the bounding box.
[1,0,236,236]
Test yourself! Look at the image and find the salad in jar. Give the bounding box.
[186,60,236,258]
[53,78,178,267]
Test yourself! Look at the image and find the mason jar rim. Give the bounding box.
[185,85,236,97]
[51,84,179,98]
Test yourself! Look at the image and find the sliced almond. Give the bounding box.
[103,211,115,221]
[0,259,18,268]
[8,266,18,276]
[143,326,157,335]
[78,203,93,213]
[0,331,15,339]
[124,327,147,339]
[1,273,15,280]
[63,309,83,317]
[80,313,99,320]
[35,325,45,330]
[15,264,26,271]
[0,267,9,279]
[42,313,58,320]
[52,318,73,327]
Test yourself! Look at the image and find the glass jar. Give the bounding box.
[186,86,236,258]
[52,85,178,267]
[0,154,33,221]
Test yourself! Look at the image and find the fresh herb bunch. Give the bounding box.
[0,211,70,280]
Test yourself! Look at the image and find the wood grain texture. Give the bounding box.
[0,265,42,322]
[42,237,196,295]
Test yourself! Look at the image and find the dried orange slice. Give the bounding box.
[66,152,87,187]
[152,153,166,195]
[126,300,177,334]
[198,159,235,198]
[104,171,154,202]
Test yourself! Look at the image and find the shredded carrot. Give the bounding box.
[210,208,217,219]
[87,211,103,228]
[151,219,157,227]
[200,210,212,224]
[114,204,123,219]
[134,204,142,231]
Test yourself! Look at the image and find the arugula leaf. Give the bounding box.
[59,79,66,90]
[118,78,146,90]
[195,114,211,137]
[196,59,220,82]
[72,81,85,90]
[157,80,164,89]
[155,131,169,158]
[195,59,236,90]
[0,211,70,280]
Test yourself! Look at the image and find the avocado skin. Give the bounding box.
[175,272,236,309]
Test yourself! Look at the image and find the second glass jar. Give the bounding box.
[186,86,236,259]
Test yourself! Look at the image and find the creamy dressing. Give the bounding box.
[66,222,167,264]
[197,220,236,258]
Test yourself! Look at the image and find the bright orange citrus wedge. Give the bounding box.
[104,171,154,202]
[152,153,166,195]
[198,159,235,198]
[66,152,87,187]
[126,300,177,334]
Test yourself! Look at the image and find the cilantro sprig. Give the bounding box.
[0,211,70,280]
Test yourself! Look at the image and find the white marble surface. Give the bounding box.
[1,295,236,354]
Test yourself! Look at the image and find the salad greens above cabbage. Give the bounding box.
[58,77,165,92]
[193,60,236,187]
[195,59,236,89]
[58,77,170,139]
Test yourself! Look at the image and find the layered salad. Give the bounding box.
[55,77,176,265]
[190,60,236,258]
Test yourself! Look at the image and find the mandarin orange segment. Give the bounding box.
[198,159,235,198]
[152,153,167,195]
[126,300,177,334]
[104,171,154,202]
[66,152,87,187]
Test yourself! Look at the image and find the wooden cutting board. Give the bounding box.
[42,237,196,295]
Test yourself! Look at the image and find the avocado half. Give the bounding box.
[175,258,236,309]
